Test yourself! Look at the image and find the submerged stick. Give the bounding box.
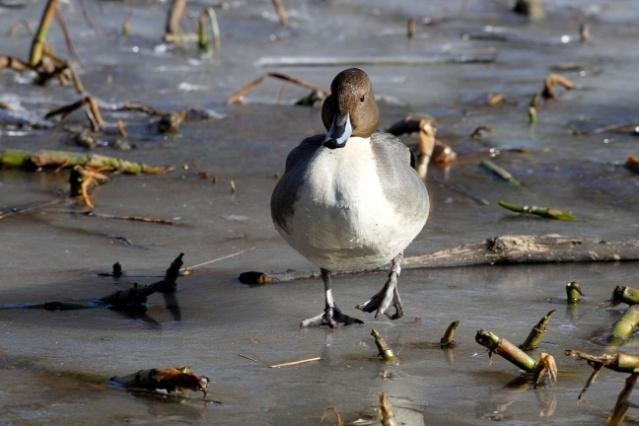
[480,159,521,188]
[498,201,576,221]
[440,320,460,348]
[609,305,639,346]
[0,149,172,174]
[566,281,583,304]
[239,234,639,284]
[519,310,555,351]
[100,253,183,307]
[371,329,395,362]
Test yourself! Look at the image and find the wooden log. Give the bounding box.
[239,234,639,284]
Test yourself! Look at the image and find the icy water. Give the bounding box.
[1,0,639,424]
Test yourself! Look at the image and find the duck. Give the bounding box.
[270,68,429,327]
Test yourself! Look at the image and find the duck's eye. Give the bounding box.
[360,95,365,102]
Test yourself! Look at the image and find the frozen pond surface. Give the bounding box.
[1,0,639,424]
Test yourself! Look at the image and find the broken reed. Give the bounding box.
[476,330,556,386]
[519,310,555,352]
[476,329,536,372]
[371,329,395,362]
[0,149,171,174]
[609,305,639,346]
[440,320,460,348]
[29,0,59,66]
[612,286,639,306]
[566,281,583,304]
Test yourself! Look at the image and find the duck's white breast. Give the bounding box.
[281,137,426,271]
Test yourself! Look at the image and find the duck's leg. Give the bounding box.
[356,253,404,320]
[300,269,363,328]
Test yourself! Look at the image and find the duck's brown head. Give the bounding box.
[321,68,380,149]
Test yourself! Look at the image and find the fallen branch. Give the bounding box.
[566,349,639,419]
[239,234,639,284]
[0,148,172,174]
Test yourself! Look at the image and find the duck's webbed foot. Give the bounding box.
[356,253,404,320]
[301,268,363,328]
[300,305,363,328]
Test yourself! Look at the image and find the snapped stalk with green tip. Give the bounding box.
[612,286,639,306]
[566,281,584,304]
[476,329,557,386]
[371,329,395,362]
[519,310,555,352]
[609,305,639,346]
[498,200,576,221]
[440,320,460,348]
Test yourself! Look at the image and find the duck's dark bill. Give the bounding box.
[323,112,352,149]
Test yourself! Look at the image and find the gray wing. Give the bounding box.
[370,132,430,221]
[271,135,324,233]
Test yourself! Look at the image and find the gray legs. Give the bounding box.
[356,253,404,320]
[300,268,363,328]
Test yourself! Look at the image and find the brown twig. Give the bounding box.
[269,357,321,368]
[227,72,328,105]
[165,0,188,40]
[319,407,344,426]
[0,56,34,72]
[542,73,575,99]
[272,0,288,26]
[55,7,80,64]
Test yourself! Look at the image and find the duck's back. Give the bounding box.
[271,132,429,271]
